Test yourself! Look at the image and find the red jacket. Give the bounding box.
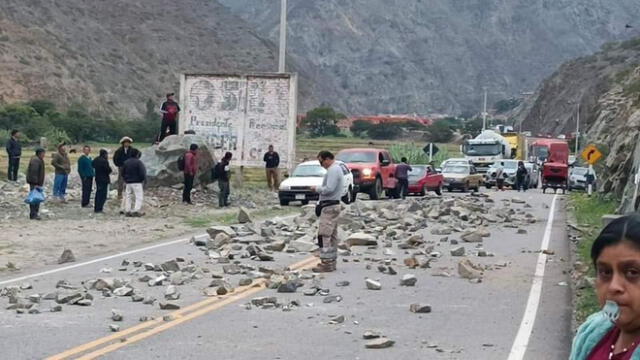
[184,151,197,176]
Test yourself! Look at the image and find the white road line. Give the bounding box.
[0,213,300,286]
[507,194,559,360]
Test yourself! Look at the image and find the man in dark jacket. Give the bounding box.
[51,143,71,202]
[395,157,413,199]
[263,145,280,191]
[26,148,45,220]
[515,161,528,192]
[214,152,232,207]
[121,149,146,216]
[77,145,95,208]
[158,93,180,142]
[5,129,21,181]
[183,144,198,204]
[113,137,135,200]
[92,149,112,213]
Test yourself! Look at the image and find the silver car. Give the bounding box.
[569,167,597,191]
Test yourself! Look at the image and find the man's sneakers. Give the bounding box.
[312,260,336,273]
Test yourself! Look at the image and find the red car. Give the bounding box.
[408,165,444,196]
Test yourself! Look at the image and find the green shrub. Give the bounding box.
[389,143,451,167]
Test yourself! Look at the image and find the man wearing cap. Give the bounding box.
[113,137,135,200]
[159,93,180,142]
[51,143,71,202]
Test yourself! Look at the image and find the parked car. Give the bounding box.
[441,158,474,168]
[336,148,399,200]
[484,160,518,188]
[407,165,444,196]
[442,164,483,192]
[278,160,355,206]
[524,162,539,189]
[569,167,597,191]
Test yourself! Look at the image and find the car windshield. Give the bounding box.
[443,160,468,166]
[336,151,377,163]
[465,144,501,156]
[443,166,469,174]
[409,166,427,178]
[292,164,326,177]
[572,168,589,176]
[502,162,518,170]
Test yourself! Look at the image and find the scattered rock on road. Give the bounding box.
[366,279,382,290]
[409,303,432,313]
[400,274,417,286]
[365,337,395,349]
[58,249,76,264]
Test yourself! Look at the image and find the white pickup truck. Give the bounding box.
[278,160,355,206]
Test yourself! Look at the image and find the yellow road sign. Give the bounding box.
[581,144,602,165]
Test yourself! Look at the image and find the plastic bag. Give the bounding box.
[25,187,46,205]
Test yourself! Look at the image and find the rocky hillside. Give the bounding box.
[520,38,640,212]
[220,0,639,115]
[0,0,320,117]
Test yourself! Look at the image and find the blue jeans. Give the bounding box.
[53,174,68,198]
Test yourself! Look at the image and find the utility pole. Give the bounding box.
[482,87,488,131]
[575,102,580,155]
[278,0,287,73]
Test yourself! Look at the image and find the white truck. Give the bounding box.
[461,130,512,173]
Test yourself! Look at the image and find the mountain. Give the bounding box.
[220,0,640,115]
[519,37,640,211]
[0,0,318,117]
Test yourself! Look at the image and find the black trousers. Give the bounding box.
[159,119,177,142]
[8,157,19,181]
[81,176,93,207]
[28,184,40,219]
[516,177,527,191]
[183,174,194,203]
[398,178,409,199]
[218,180,230,207]
[95,182,108,212]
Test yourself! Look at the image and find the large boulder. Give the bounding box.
[141,135,216,187]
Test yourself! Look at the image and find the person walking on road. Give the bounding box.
[213,152,232,208]
[5,129,22,181]
[92,149,112,213]
[183,144,198,204]
[515,161,528,192]
[26,148,45,220]
[158,93,180,142]
[121,149,146,217]
[77,145,95,208]
[570,214,640,359]
[263,145,280,191]
[113,137,135,200]
[51,143,71,202]
[395,157,412,199]
[310,150,344,273]
[495,162,505,191]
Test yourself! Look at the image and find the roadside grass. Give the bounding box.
[182,206,299,228]
[569,192,617,324]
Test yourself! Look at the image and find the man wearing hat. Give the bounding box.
[113,137,136,200]
[158,93,180,142]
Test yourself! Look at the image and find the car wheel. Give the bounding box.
[301,200,309,205]
[342,186,353,204]
[447,187,452,192]
[485,183,493,189]
[280,199,289,206]
[463,182,469,192]
[435,183,443,196]
[369,177,383,200]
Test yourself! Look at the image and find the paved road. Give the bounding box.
[0,189,573,360]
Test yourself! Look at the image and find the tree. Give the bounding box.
[27,100,56,116]
[368,122,402,140]
[0,104,50,139]
[427,121,453,143]
[303,106,343,137]
[463,117,484,137]
[350,119,372,137]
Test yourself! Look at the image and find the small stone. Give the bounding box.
[409,303,432,313]
[142,297,156,305]
[164,285,181,300]
[450,246,465,257]
[366,279,382,290]
[363,330,381,339]
[109,324,120,332]
[113,287,133,297]
[20,282,32,290]
[365,337,395,349]
[387,266,397,275]
[76,299,93,306]
[400,274,417,287]
[159,302,181,310]
[329,315,345,324]
[347,233,378,247]
[239,278,253,286]
[542,249,555,255]
[28,306,40,314]
[111,309,123,321]
[450,239,459,245]
[277,280,298,293]
[323,295,343,303]
[461,231,483,243]
[58,249,76,264]
[477,250,488,257]
[163,315,174,321]
[238,208,253,224]
[517,229,528,234]
[161,260,181,272]
[335,281,350,287]
[50,305,62,312]
[458,259,483,280]
[131,294,144,302]
[216,284,233,295]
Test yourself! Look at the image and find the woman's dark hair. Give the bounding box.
[317,151,334,160]
[99,149,108,158]
[11,129,19,136]
[223,152,232,160]
[591,214,640,266]
[401,157,408,163]
[190,144,199,151]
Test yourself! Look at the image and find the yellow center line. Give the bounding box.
[46,256,319,360]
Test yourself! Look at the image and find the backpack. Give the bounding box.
[177,153,186,171]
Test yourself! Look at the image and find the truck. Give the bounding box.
[461,130,512,173]
[336,148,399,200]
[531,139,570,194]
[501,132,527,160]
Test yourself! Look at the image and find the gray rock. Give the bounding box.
[458,259,483,280]
[461,231,483,243]
[409,303,432,313]
[161,260,181,272]
[289,238,318,253]
[164,285,180,300]
[329,315,345,324]
[517,228,528,234]
[206,226,237,239]
[113,287,134,297]
[323,295,343,303]
[277,280,298,293]
[58,249,76,264]
[347,233,378,247]
[142,297,156,305]
[365,337,395,349]
[450,246,466,257]
[239,278,253,286]
[159,302,181,310]
[109,324,120,332]
[191,234,209,247]
[111,309,123,321]
[363,330,382,339]
[400,274,417,286]
[238,207,253,224]
[50,305,62,312]
[365,279,382,290]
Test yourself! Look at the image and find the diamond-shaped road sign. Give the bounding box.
[581,144,602,165]
[423,143,439,156]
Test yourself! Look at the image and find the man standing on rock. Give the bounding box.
[92,149,112,213]
[310,150,344,273]
[183,144,198,204]
[26,148,45,220]
[263,145,280,191]
[214,152,232,208]
[121,149,146,217]
[158,93,180,142]
[77,145,95,208]
[51,143,71,202]
[113,137,135,200]
[395,157,412,199]
[5,129,21,181]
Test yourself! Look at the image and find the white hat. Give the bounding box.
[119,136,133,144]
